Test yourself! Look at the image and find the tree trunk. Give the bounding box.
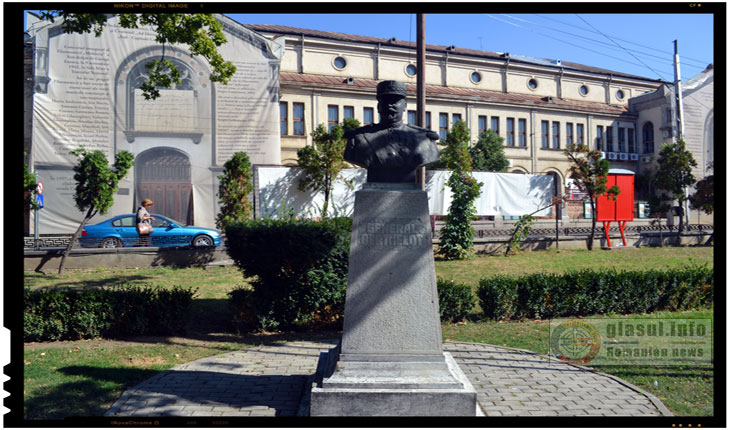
[322,177,331,218]
[58,208,94,275]
[588,197,596,251]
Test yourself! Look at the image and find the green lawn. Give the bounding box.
[23,246,714,418]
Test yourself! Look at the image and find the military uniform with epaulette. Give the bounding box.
[344,81,440,183]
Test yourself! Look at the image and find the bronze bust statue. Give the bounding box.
[344,81,440,182]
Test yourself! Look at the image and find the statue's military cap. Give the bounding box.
[376,80,407,99]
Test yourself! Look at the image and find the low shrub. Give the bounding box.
[436,279,476,322]
[24,285,196,341]
[225,217,351,331]
[478,265,713,320]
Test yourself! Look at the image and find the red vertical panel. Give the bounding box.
[615,175,634,220]
[596,175,616,221]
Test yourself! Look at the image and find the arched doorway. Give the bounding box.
[135,147,193,225]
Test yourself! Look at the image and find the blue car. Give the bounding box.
[80,214,222,248]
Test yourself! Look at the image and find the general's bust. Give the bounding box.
[344,81,440,183]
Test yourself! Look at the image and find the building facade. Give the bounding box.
[247,24,666,200]
[24,16,713,235]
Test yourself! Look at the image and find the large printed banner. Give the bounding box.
[29,14,283,233]
[257,168,554,218]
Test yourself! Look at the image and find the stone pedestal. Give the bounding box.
[310,183,478,416]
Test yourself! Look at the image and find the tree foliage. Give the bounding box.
[58,149,134,274]
[690,162,713,215]
[39,12,236,100]
[297,118,360,218]
[437,120,483,260]
[654,138,698,233]
[469,129,510,172]
[216,152,253,230]
[564,143,619,250]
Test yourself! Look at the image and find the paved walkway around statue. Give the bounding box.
[105,340,672,417]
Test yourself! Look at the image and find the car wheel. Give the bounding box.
[192,235,214,247]
[100,237,122,248]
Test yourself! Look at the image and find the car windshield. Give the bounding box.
[151,215,186,227]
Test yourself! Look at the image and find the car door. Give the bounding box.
[112,215,140,246]
[149,215,190,246]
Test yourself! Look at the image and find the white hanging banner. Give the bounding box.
[257,168,554,218]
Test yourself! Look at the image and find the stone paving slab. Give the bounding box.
[105,340,672,417]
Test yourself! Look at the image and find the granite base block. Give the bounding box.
[310,352,478,416]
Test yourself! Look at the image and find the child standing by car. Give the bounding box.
[136,198,155,246]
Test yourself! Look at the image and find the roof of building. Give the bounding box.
[244,23,662,83]
[279,71,630,115]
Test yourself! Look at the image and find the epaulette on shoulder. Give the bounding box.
[344,123,379,139]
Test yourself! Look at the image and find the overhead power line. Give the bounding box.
[535,14,711,67]
[574,14,666,80]
[484,14,675,79]
[502,14,706,71]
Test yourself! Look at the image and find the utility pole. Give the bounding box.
[673,40,690,230]
[417,13,426,190]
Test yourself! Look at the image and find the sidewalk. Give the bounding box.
[105,340,672,417]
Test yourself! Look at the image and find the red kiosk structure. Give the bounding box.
[595,169,635,247]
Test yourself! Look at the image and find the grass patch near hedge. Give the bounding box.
[23,340,255,420]
[435,246,714,287]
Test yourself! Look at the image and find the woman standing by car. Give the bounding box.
[136,198,155,246]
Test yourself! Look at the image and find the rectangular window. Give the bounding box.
[293,103,305,135]
[478,115,487,136]
[642,125,654,154]
[506,118,515,146]
[628,128,636,153]
[408,110,417,126]
[541,120,549,148]
[425,112,432,130]
[566,123,573,147]
[452,113,462,125]
[439,113,448,140]
[605,126,613,152]
[576,124,584,144]
[552,121,560,149]
[344,106,354,120]
[280,102,288,135]
[618,127,626,152]
[596,126,604,151]
[490,116,499,135]
[327,105,338,132]
[518,119,526,147]
[363,107,374,125]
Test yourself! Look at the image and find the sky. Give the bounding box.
[224,12,715,82]
[23,8,716,83]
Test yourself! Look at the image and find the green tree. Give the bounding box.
[24,153,38,211]
[39,12,236,100]
[437,120,483,260]
[690,162,713,215]
[297,118,360,218]
[58,149,134,274]
[469,129,510,172]
[216,152,253,230]
[690,162,713,245]
[564,143,619,251]
[654,138,697,234]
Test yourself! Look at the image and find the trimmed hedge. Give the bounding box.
[24,286,197,341]
[437,279,476,322]
[477,265,714,320]
[225,217,352,332]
